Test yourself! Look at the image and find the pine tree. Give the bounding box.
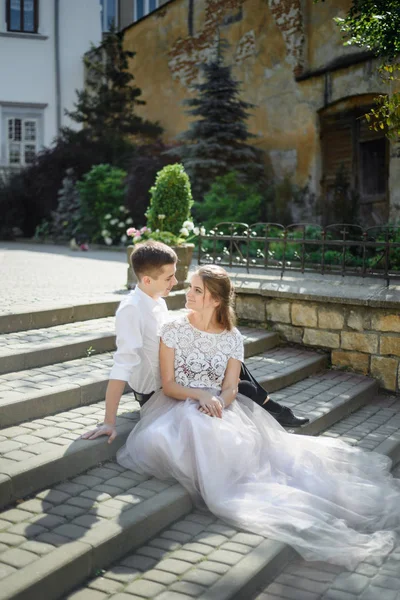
[177,42,266,201]
[64,26,162,161]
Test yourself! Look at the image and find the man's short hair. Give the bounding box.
[131,241,177,279]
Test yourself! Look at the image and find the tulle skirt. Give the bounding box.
[117,389,400,569]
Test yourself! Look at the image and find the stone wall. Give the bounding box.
[123,0,400,219]
[235,292,400,392]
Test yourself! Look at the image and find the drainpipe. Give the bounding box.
[54,0,62,133]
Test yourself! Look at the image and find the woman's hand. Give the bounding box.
[197,391,223,418]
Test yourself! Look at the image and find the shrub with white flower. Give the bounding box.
[126,217,206,247]
[99,204,133,246]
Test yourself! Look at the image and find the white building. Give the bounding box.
[0,0,102,173]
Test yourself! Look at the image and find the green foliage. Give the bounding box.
[194,172,265,229]
[316,0,400,139]
[0,170,25,239]
[77,164,129,243]
[65,26,162,150]
[146,164,193,236]
[51,169,81,240]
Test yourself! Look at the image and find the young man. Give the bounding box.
[83,241,308,444]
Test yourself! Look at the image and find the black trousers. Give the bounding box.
[238,362,269,405]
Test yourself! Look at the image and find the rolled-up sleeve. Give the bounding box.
[109,305,142,382]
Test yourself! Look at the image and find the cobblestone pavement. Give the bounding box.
[0,459,175,582]
[0,323,270,406]
[0,243,127,315]
[0,353,114,404]
[0,395,137,467]
[246,347,324,378]
[63,511,262,600]
[252,419,400,600]
[0,317,115,354]
[272,370,374,422]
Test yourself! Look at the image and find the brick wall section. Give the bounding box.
[168,0,246,87]
[268,0,305,74]
[236,293,400,392]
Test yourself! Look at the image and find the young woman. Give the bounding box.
[117,265,400,569]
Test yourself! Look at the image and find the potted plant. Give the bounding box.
[126,163,204,290]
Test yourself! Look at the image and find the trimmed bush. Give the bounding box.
[146,164,193,236]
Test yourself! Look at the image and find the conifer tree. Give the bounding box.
[64,26,162,162]
[178,41,266,201]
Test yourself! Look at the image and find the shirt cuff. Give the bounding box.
[109,365,131,382]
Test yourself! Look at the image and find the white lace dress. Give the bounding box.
[117,315,400,569]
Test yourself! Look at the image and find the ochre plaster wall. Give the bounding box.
[123,0,400,215]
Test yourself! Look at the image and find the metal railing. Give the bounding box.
[197,223,400,286]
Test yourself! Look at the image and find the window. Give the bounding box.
[134,0,159,22]
[6,0,38,33]
[7,118,38,166]
[100,0,117,31]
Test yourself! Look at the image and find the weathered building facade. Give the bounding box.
[123,0,400,225]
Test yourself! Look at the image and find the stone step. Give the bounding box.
[0,369,378,511]
[0,461,193,600]
[0,291,187,335]
[0,317,116,375]
[0,328,279,428]
[9,393,397,600]
[250,397,400,600]
[246,346,328,394]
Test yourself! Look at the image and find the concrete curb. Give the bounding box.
[0,484,192,600]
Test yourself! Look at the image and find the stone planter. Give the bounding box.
[126,243,195,290]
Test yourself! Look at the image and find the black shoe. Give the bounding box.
[263,404,310,427]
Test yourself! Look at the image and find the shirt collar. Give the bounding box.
[134,285,165,310]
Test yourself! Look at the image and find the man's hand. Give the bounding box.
[80,423,117,444]
[197,391,223,418]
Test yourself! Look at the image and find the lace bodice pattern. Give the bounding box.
[161,316,244,390]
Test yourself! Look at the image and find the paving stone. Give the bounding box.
[20,540,54,555]
[65,589,109,600]
[182,568,220,587]
[0,547,38,567]
[0,562,17,579]
[371,574,400,590]
[142,569,178,586]
[102,565,141,584]
[124,579,166,597]
[197,561,230,575]
[0,509,34,524]
[194,532,228,547]
[361,586,398,600]
[207,549,243,566]
[120,555,157,571]
[331,572,371,594]
[267,583,320,600]
[88,577,124,594]
[0,532,26,546]
[37,489,71,504]
[157,558,193,576]
[169,549,205,564]
[169,581,206,597]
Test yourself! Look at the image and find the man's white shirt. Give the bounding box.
[109,286,169,394]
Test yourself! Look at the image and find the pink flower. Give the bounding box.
[126,227,137,236]
[140,226,149,234]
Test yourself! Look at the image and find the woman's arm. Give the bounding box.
[219,358,241,408]
[160,341,223,417]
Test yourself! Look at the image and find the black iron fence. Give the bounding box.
[197,223,400,286]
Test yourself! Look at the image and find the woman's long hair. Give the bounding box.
[196,265,236,331]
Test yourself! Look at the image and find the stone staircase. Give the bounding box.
[0,296,399,600]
